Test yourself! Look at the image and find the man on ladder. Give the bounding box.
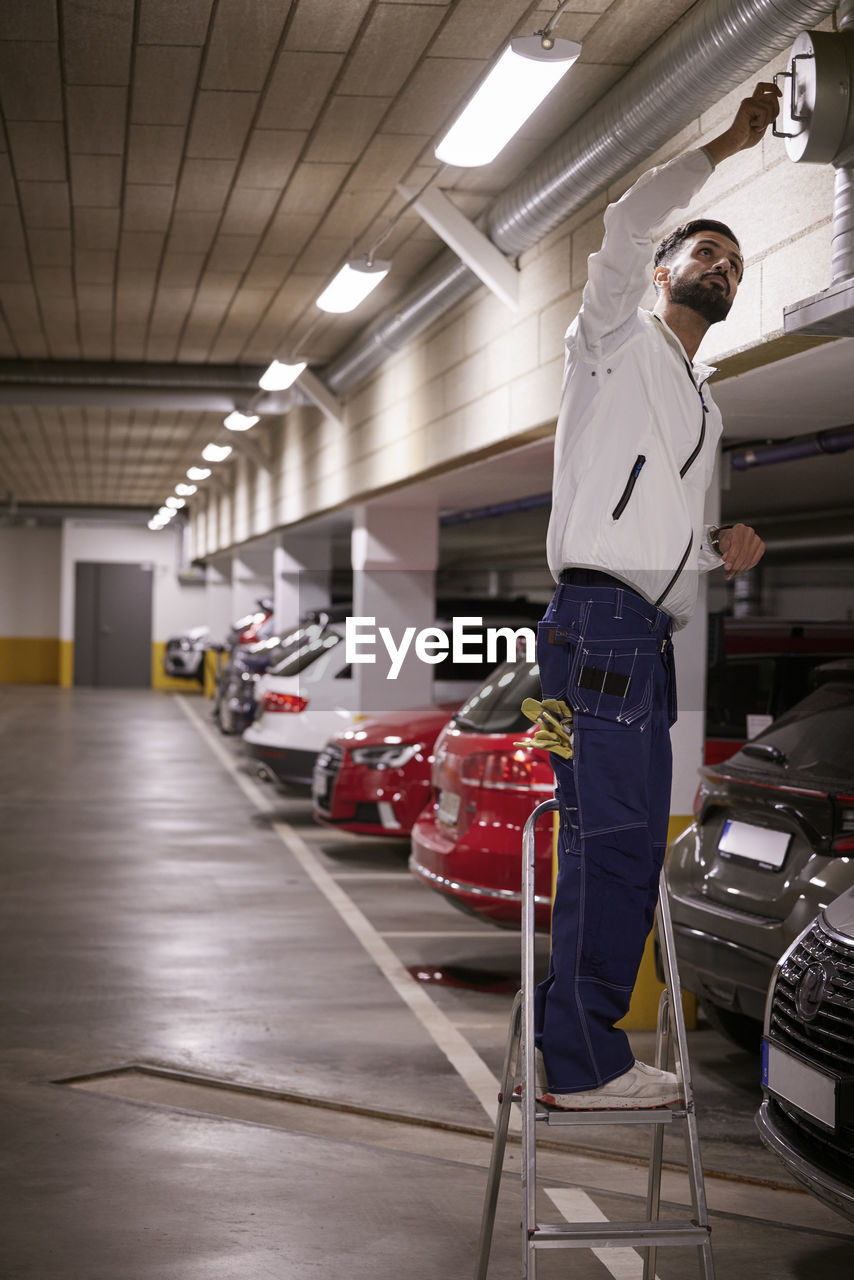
[535,83,779,1109]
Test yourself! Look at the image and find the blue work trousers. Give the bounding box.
[535,577,676,1093]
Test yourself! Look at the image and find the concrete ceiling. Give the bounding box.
[0,0,703,510]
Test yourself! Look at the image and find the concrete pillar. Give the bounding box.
[204,561,234,647]
[273,532,332,634]
[231,549,273,622]
[350,501,439,715]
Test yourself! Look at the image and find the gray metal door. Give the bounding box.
[74,562,154,687]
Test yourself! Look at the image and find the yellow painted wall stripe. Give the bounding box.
[0,637,61,684]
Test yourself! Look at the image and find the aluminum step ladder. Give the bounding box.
[475,797,715,1279]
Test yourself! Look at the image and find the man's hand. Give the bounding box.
[718,524,765,580]
[705,83,782,164]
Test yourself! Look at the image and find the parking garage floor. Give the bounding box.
[2,685,853,1279]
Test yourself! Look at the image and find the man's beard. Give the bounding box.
[669,273,732,324]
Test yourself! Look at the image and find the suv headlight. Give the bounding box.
[350,743,421,769]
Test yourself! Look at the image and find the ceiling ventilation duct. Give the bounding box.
[777,2,854,335]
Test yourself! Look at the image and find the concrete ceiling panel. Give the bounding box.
[126,125,187,186]
[6,121,66,182]
[0,0,59,42]
[428,0,534,59]
[186,90,259,160]
[166,209,220,253]
[0,41,64,120]
[257,51,344,131]
[200,0,291,92]
[304,96,391,165]
[73,207,121,250]
[235,130,306,189]
[61,0,134,85]
[219,186,280,237]
[35,266,75,298]
[138,0,215,46]
[74,249,116,284]
[122,184,176,232]
[65,86,128,154]
[175,157,238,212]
[285,0,373,54]
[29,228,72,267]
[118,230,164,269]
[278,162,350,216]
[131,46,202,126]
[18,181,71,228]
[338,3,446,97]
[69,155,123,208]
[382,55,484,135]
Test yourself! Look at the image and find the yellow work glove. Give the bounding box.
[515,697,574,759]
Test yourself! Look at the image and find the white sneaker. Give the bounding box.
[540,1060,683,1111]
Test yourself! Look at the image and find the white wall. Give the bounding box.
[0,526,61,637]
[59,519,205,643]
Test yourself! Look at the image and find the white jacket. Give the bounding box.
[547,148,725,629]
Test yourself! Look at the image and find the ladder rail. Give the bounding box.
[475,800,715,1280]
[521,797,557,1277]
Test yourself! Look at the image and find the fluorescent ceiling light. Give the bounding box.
[175,483,197,496]
[259,359,307,391]
[435,35,580,167]
[187,466,211,481]
[224,410,259,431]
[148,518,166,530]
[201,443,233,463]
[166,496,185,509]
[158,506,175,519]
[316,258,390,314]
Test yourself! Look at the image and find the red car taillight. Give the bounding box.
[832,796,854,852]
[262,691,308,713]
[461,749,553,794]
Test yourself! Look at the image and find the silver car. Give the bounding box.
[757,884,854,1222]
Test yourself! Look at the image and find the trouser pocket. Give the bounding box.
[538,621,660,731]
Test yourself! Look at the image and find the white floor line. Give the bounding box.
[380,931,505,938]
[545,1188,661,1280]
[176,696,507,1125]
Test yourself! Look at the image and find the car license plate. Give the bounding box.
[763,1040,837,1128]
[718,819,791,869]
[312,770,329,802]
[437,789,461,826]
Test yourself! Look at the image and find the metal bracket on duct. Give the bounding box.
[324,0,839,398]
[776,3,854,335]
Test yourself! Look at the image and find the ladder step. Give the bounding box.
[532,1220,710,1249]
[545,1107,684,1126]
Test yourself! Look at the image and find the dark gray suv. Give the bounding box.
[665,664,854,1049]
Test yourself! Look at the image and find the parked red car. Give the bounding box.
[312,704,459,837]
[409,660,555,931]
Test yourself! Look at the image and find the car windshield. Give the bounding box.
[268,627,343,677]
[453,660,540,733]
[735,682,854,782]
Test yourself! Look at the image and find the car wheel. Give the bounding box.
[700,1000,762,1053]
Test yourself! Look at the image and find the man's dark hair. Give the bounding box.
[653,219,740,270]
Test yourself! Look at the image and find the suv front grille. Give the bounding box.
[770,921,854,1075]
[769,919,854,1156]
